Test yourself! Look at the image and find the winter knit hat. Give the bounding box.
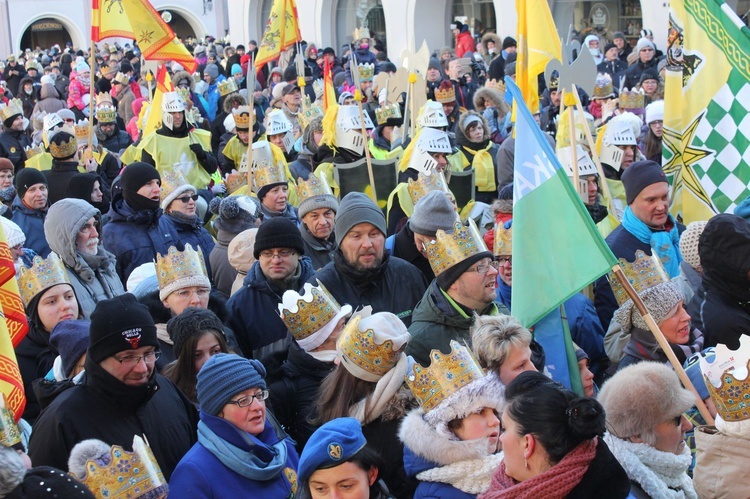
[75,61,90,74]
[253,217,304,259]
[0,157,13,172]
[231,63,242,76]
[0,217,25,248]
[4,466,96,498]
[49,319,90,379]
[297,418,367,484]
[88,294,159,364]
[621,160,668,205]
[614,281,685,333]
[167,308,225,359]
[210,195,259,235]
[299,193,338,220]
[639,70,659,85]
[645,100,664,125]
[203,63,219,80]
[603,42,617,55]
[502,37,516,50]
[409,191,458,237]
[613,31,627,42]
[679,220,707,273]
[635,37,655,55]
[15,168,47,199]
[120,162,160,205]
[334,192,387,247]
[428,57,441,72]
[598,361,694,441]
[196,353,267,416]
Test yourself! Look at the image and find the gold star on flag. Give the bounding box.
[139,29,155,45]
[662,112,713,209]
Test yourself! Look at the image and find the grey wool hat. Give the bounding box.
[409,191,458,237]
[334,192,387,247]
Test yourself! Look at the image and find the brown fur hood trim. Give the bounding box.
[457,110,491,142]
[481,33,502,51]
[473,87,510,115]
[381,385,419,422]
[171,71,194,92]
[223,93,248,114]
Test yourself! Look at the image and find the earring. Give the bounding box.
[525,459,529,471]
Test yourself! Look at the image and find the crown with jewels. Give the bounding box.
[298,96,324,131]
[494,225,512,257]
[592,73,615,100]
[407,171,449,206]
[155,244,207,290]
[224,171,248,194]
[113,71,130,87]
[434,82,456,103]
[424,220,489,277]
[337,314,406,380]
[297,174,334,205]
[74,119,90,144]
[548,74,559,91]
[74,436,169,499]
[618,88,645,110]
[18,253,71,306]
[176,86,191,103]
[0,393,20,447]
[24,143,44,159]
[232,105,252,129]
[48,124,78,158]
[0,99,23,122]
[700,335,750,422]
[95,91,113,107]
[159,169,191,204]
[406,340,486,413]
[95,104,117,124]
[250,161,287,193]
[353,26,371,41]
[357,63,375,82]
[607,250,670,307]
[312,79,324,98]
[375,103,402,126]
[485,79,506,93]
[217,78,239,97]
[279,281,344,341]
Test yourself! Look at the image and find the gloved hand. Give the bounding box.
[189,143,207,162]
[211,183,227,195]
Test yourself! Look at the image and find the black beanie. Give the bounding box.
[603,42,617,55]
[503,36,516,50]
[257,181,287,201]
[2,111,21,128]
[121,162,160,211]
[621,160,668,204]
[88,293,159,363]
[14,168,47,199]
[436,251,493,291]
[253,217,305,259]
[167,307,226,358]
[66,172,99,201]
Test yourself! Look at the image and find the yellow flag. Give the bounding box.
[255,0,302,69]
[143,65,173,138]
[515,0,562,113]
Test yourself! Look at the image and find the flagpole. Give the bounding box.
[349,52,377,203]
[86,40,96,163]
[564,87,581,197]
[611,265,715,424]
[246,53,255,189]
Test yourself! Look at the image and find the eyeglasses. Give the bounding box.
[470,260,501,275]
[114,350,161,367]
[175,194,199,203]
[174,287,210,299]
[226,390,269,408]
[496,256,512,266]
[259,249,296,260]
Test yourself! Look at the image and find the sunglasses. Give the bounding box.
[176,194,199,203]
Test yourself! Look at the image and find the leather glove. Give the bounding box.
[189,143,207,162]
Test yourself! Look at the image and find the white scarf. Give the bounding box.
[348,353,409,425]
[603,433,697,499]
[307,350,338,363]
[416,453,504,494]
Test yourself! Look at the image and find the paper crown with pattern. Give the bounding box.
[700,336,750,422]
[74,436,169,499]
[217,78,239,97]
[548,74,559,91]
[113,71,130,86]
[224,171,247,194]
[337,314,406,380]
[0,99,23,122]
[155,244,209,301]
[0,393,20,447]
[74,119,90,144]
[176,86,191,103]
[95,104,118,124]
[353,26,371,41]
[424,220,489,276]
[618,88,645,110]
[375,103,402,126]
[407,171,449,206]
[485,79,506,93]
[607,250,670,307]
[95,91,113,107]
[406,340,485,412]
[232,105,252,129]
[297,174,334,205]
[18,252,71,306]
[494,225,512,256]
[434,81,456,104]
[592,73,615,99]
[159,169,190,204]
[312,79,324,98]
[48,124,78,158]
[250,161,287,194]
[298,95,324,131]
[357,63,375,82]
[279,281,343,341]
[24,143,44,159]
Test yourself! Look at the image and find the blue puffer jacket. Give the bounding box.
[168,411,299,498]
[404,448,475,499]
[158,213,215,276]
[102,194,179,284]
[11,196,50,257]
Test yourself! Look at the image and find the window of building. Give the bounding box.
[335,0,386,52]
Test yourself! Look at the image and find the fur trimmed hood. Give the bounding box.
[473,87,510,115]
[381,385,418,422]
[222,92,248,114]
[481,33,502,53]
[423,372,505,429]
[456,110,491,143]
[171,70,194,92]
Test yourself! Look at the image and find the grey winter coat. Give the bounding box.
[31,83,67,116]
[44,198,125,318]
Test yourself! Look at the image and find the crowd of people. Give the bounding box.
[0,19,748,499]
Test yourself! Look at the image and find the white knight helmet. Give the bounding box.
[264,110,295,154]
[161,92,186,130]
[600,113,638,171]
[42,113,64,147]
[335,105,374,155]
[418,100,449,129]
[407,127,452,174]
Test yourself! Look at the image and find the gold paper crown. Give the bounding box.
[76,436,169,499]
[619,89,645,109]
[224,171,247,194]
[548,74,559,91]
[95,104,117,124]
[353,26,371,41]
[700,336,750,422]
[74,119,90,143]
[434,83,456,104]
[48,124,78,158]
[155,244,208,292]
[375,103,402,126]
[176,86,191,103]
[406,340,485,412]
[113,72,130,86]
[159,168,190,204]
[297,174,334,204]
[337,314,405,379]
[24,143,44,159]
[95,91,113,107]
[0,99,23,122]
[608,250,670,307]
[494,225,512,257]
[298,96,324,131]
[232,105,252,129]
[0,393,21,447]
[18,253,71,306]
[312,79,324,97]
[424,220,489,277]
[280,282,343,341]
[407,171,448,206]
[251,161,287,193]
[357,63,375,82]
[217,78,239,97]
[485,79,506,93]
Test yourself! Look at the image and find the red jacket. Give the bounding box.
[455,31,476,58]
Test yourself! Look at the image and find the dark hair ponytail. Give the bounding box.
[504,371,606,464]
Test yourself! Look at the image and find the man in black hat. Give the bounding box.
[281,83,302,135]
[28,294,199,480]
[0,103,31,172]
[11,168,50,257]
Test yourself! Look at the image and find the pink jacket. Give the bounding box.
[66,76,89,111]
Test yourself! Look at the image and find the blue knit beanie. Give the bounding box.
[196,353,267,416]
[231,63,242,76]
[49,319,90,378]
[298,417,367,484]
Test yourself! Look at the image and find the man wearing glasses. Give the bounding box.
[623,37,660,89]
[28,294,199,480]
[226,217,315,371]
